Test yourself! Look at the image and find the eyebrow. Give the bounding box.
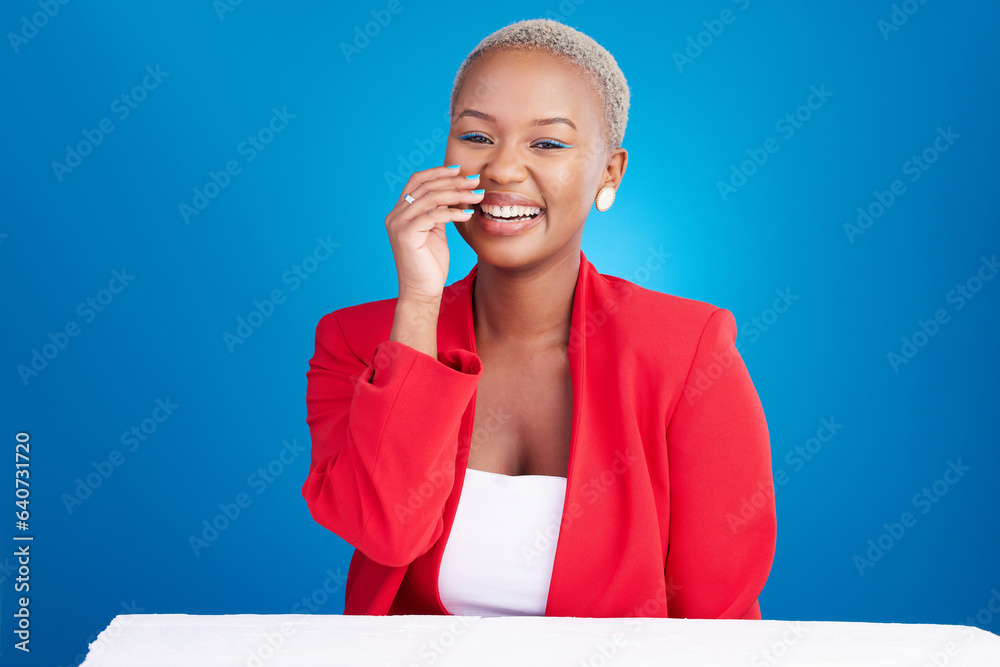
[455,109,577,131]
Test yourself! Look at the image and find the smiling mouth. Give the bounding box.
[478,203,545,222]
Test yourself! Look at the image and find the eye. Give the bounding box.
[533,139,573,149]
[459,132,491,144]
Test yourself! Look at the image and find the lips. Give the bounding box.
[479,192,544,209]
[476,191,546,225]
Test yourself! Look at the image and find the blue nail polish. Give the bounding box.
[466,174,480,179]
[472,189,485,195]
[462,209,474,214]
[446,164,460,169]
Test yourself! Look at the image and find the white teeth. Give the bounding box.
[481,203,542,219]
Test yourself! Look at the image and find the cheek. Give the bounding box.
[445,139,477,163]
[547,161,596,208]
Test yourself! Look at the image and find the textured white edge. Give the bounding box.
[80,613,1000,665]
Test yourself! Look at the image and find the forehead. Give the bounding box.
[456,48,604,129]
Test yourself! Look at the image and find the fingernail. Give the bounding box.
[462,209,474,214]
[446,164,460,169]
[466,174,480,180]
[472,189,485,195]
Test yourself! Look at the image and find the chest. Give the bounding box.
[465,345,574,477]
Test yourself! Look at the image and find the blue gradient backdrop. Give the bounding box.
[1,1,998,665]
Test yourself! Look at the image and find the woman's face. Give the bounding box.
[446,48,626,270]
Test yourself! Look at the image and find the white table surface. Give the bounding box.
[80,613,1000,666]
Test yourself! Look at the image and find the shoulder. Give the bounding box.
[597,272,734,340]
[589,271,738,381]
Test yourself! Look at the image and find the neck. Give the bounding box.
[472,248,581,351]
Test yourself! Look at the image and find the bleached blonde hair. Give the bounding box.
[450,18,630,151]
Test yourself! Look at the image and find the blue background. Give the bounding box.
[2,0,998,664]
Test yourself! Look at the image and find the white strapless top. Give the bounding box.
[438,467,567,617]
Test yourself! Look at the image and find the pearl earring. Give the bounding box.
[595,186,616,212]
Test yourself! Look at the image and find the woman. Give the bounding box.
[302,18,776,620]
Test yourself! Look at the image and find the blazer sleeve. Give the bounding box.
[664,307,777,619]
[301,311,482,567]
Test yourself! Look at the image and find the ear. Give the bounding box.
[599,147,628,193]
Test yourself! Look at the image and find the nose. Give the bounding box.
[480,139,528,186]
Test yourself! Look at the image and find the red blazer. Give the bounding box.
[302,249,776,619]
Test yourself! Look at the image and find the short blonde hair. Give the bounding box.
[450,18,630,151]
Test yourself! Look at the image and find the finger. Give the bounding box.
[400,205,475,234]
[398,170,481,208]
[399,166,466,202]
[400,187,484,219]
